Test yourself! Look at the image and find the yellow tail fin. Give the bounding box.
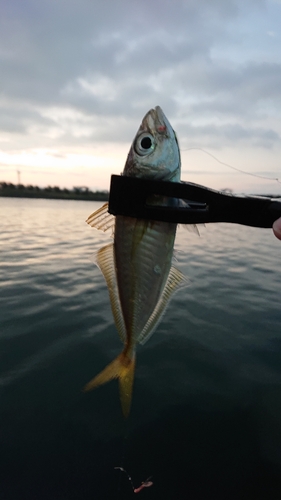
[83,351,136,418]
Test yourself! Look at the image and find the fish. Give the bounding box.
[83,106,187,417]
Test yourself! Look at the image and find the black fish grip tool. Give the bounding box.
[108,175,281,228]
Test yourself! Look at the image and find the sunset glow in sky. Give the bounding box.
[1,0,281,194]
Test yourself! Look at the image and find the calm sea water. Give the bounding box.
[1,196,281,500]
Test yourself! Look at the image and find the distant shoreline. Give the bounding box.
[0,186,108,202]
[0,191,109,201]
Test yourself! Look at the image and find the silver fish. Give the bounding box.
[84,106,186,416]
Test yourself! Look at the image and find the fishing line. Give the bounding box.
[116,426,129,499]
[181,147,281,184]
[114,419,153,497]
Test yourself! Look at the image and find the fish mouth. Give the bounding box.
[141,106,175,139]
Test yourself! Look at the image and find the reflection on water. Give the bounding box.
[1,197,281,499]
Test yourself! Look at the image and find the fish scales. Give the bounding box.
[114,216,177,338]
[84,106,187,417]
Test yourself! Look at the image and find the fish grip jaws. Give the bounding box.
[108,175,281,227]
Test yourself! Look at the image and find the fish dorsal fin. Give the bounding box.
[137,266,189,345]
[86,203,115,232]
[96,243,126,343]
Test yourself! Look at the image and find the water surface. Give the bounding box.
[1,197,281,499]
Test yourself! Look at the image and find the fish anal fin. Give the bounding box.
[95,243,126,343]
[86,203,115,232]
[83,351,136,418]
[138,266,189,345]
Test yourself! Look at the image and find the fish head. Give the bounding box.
[123,106,180,182]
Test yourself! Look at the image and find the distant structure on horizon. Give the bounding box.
[73,186,90,193]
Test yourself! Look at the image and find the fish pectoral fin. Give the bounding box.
[86,203,115,232]
[95,243,126,343]
[180,223,200,235]
[138,266,190,345]
[83,351,136,418]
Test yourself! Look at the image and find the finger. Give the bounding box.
[273,217,281,240]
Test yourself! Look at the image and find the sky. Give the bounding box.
[0,0,281,194]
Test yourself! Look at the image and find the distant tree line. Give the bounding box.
[0,182,109,201]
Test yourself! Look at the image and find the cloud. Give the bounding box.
[0,0,280,191]
[178,122,280,149]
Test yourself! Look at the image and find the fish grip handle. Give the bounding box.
[108,175,281,228]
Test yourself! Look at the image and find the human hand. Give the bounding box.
[273,218,281,240]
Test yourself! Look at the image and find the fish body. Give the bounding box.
[84,106,186,416]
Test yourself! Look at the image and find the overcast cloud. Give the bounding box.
[0,0,281,192]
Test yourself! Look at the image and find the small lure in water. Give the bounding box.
[84,106,187,416]
[114,467,153,494]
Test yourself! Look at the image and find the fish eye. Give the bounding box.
[134,133,155,156]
